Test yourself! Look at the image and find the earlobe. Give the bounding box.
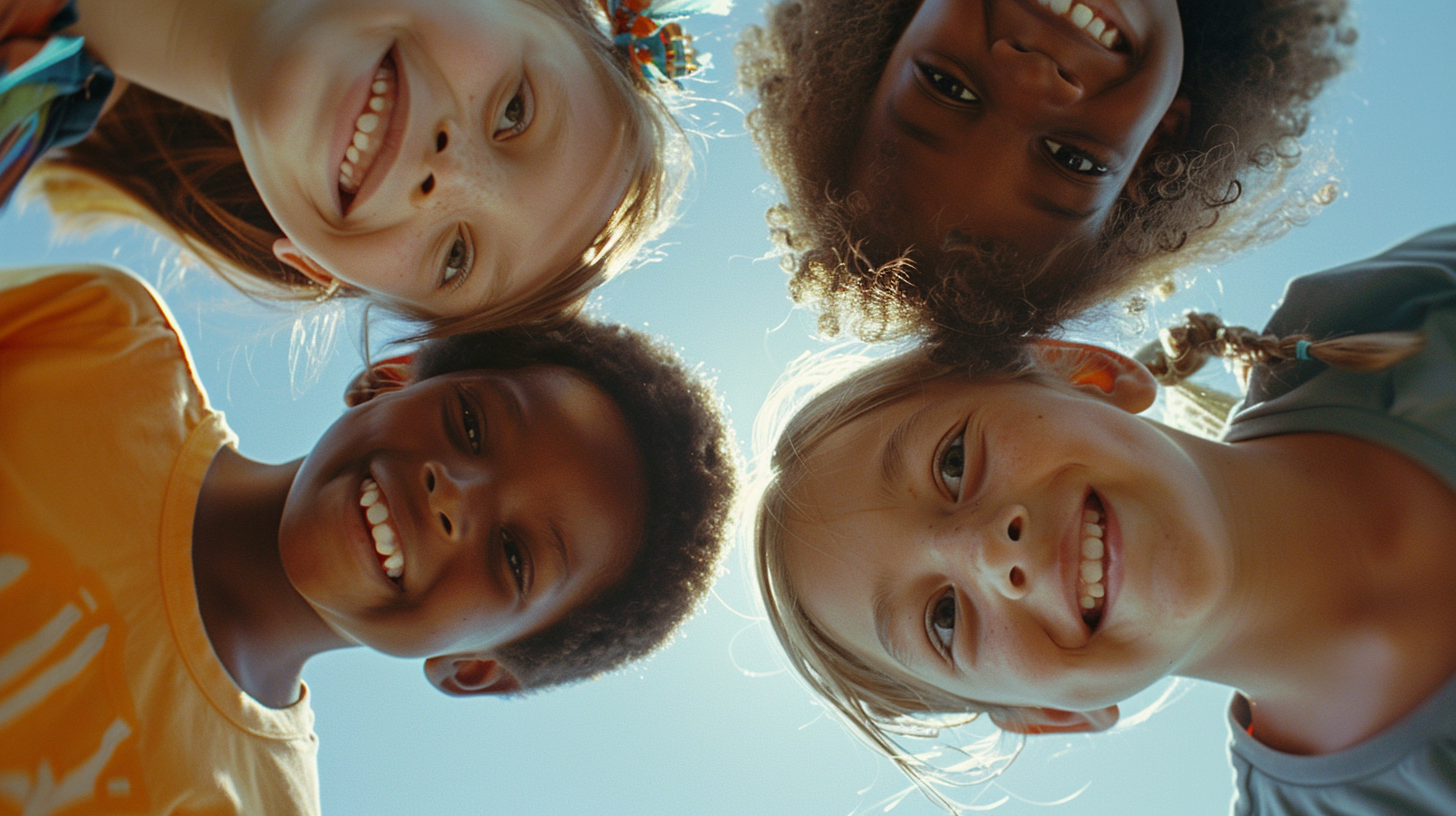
[991,704,1120,735]
[1031,340,1158,413]
[424,655,522,697]
[272,238,335,287]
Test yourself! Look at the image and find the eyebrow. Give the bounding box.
[878,402,935,494]
[872,582,915,670]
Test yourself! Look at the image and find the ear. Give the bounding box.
[424,655,522,697]
[990,704,1120,735]
[1126,92,1191,202]
[343,354,415,407]
[272,238,335,287]
[1029,339,1157,413]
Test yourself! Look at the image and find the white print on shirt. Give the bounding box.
[0,553,139,815]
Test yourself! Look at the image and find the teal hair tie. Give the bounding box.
[1295,339,1312,361]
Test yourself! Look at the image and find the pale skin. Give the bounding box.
[63,0,631,317]
[784,342,1456,755]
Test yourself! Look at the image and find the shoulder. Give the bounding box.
[1268,224,1456,340]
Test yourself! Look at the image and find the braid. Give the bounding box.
[1142,312,1426,388]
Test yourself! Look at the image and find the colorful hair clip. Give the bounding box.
[608,0,731,87]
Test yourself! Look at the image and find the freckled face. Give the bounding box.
[278,366,646,659]
[781,374,1229,712]
[850,0,1184,262]
[228,0,630,316]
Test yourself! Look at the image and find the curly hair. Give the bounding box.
[411,316,737,690]
[737,0,1353,356]
[24,0,688,336]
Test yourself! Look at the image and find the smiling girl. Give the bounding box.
[737,0,1351,353]
[1,0,717,331]
[752,225,1456,813]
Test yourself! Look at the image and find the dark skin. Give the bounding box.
[188,365,648,709]
[192,449,336,708]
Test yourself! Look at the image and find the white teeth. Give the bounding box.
[338,58,396,198]
[1083,522,1103,538]
[1069,4,1093,26]
[1050,0,1071,13]
[1081,596,1096,609]
[360,477,405,581]
[1036,0,1120,50]
[1078,504,1108,624]
[1099,28,1118,48]
[1084,508,1101,524]
[1086,17,1105,38]
[1082,537,1104,560]
[1080,560,1103,582]
[1089,583,1104,598]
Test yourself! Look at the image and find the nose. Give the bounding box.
[990,38,1083,109]
[422,458,489,542]
[961,504,1031,600]
[412,125,502,208]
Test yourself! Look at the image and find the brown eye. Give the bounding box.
[440,231,472,289]
[938,435,966,496]
[493,80,533,139]
[929,590,957,655]
[1044,138,1110,176]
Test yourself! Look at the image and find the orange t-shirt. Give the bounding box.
[0,266,320,815]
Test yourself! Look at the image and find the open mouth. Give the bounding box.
[1077,491,1109,631]
[359,476,405,585]
[338,50,401,214]
[1032,0,1124,51]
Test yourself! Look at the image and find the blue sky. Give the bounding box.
[4,2,1455,813]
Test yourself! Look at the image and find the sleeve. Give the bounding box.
[0,0,114,210]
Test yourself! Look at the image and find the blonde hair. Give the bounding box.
[23,0,687,335]
[753,313,1424,810]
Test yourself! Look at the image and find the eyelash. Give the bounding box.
[502,528,530,595]
[441,229,473,290]
[1043,138,1110,176]
[457,391,482,454]
[494,78,534,140]
[928,588,958,659]
[937,431,968,499]
[915,61,978,104]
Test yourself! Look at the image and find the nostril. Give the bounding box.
[426,471,435,492]
[438,512,452,535]
[420,174,435,195]
[1008,518,1022,541]
[435,131,448,152]
[1009,566,1026,588]
[1011,42,1030,53]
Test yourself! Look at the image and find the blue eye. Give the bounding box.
[929,589,957,657]
[916,61,978,104]
[1043,138,1110,176]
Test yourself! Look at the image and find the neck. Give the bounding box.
[1173,431,1456,754]
[193,446,354,709]
[67,0,262,118]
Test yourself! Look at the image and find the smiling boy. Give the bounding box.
[0,265,734,814]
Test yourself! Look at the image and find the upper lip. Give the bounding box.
[1013,0,1138,57]
[332,46,411,217]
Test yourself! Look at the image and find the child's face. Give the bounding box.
[230,0,630,317]
[780,371,1231,715]
[850,0,1185,263]
[278,365,647,661]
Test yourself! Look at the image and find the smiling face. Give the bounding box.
[227,0,630,316]
[779,368,1233,717]
[278,365,647,661]
[850,0,1185,261]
